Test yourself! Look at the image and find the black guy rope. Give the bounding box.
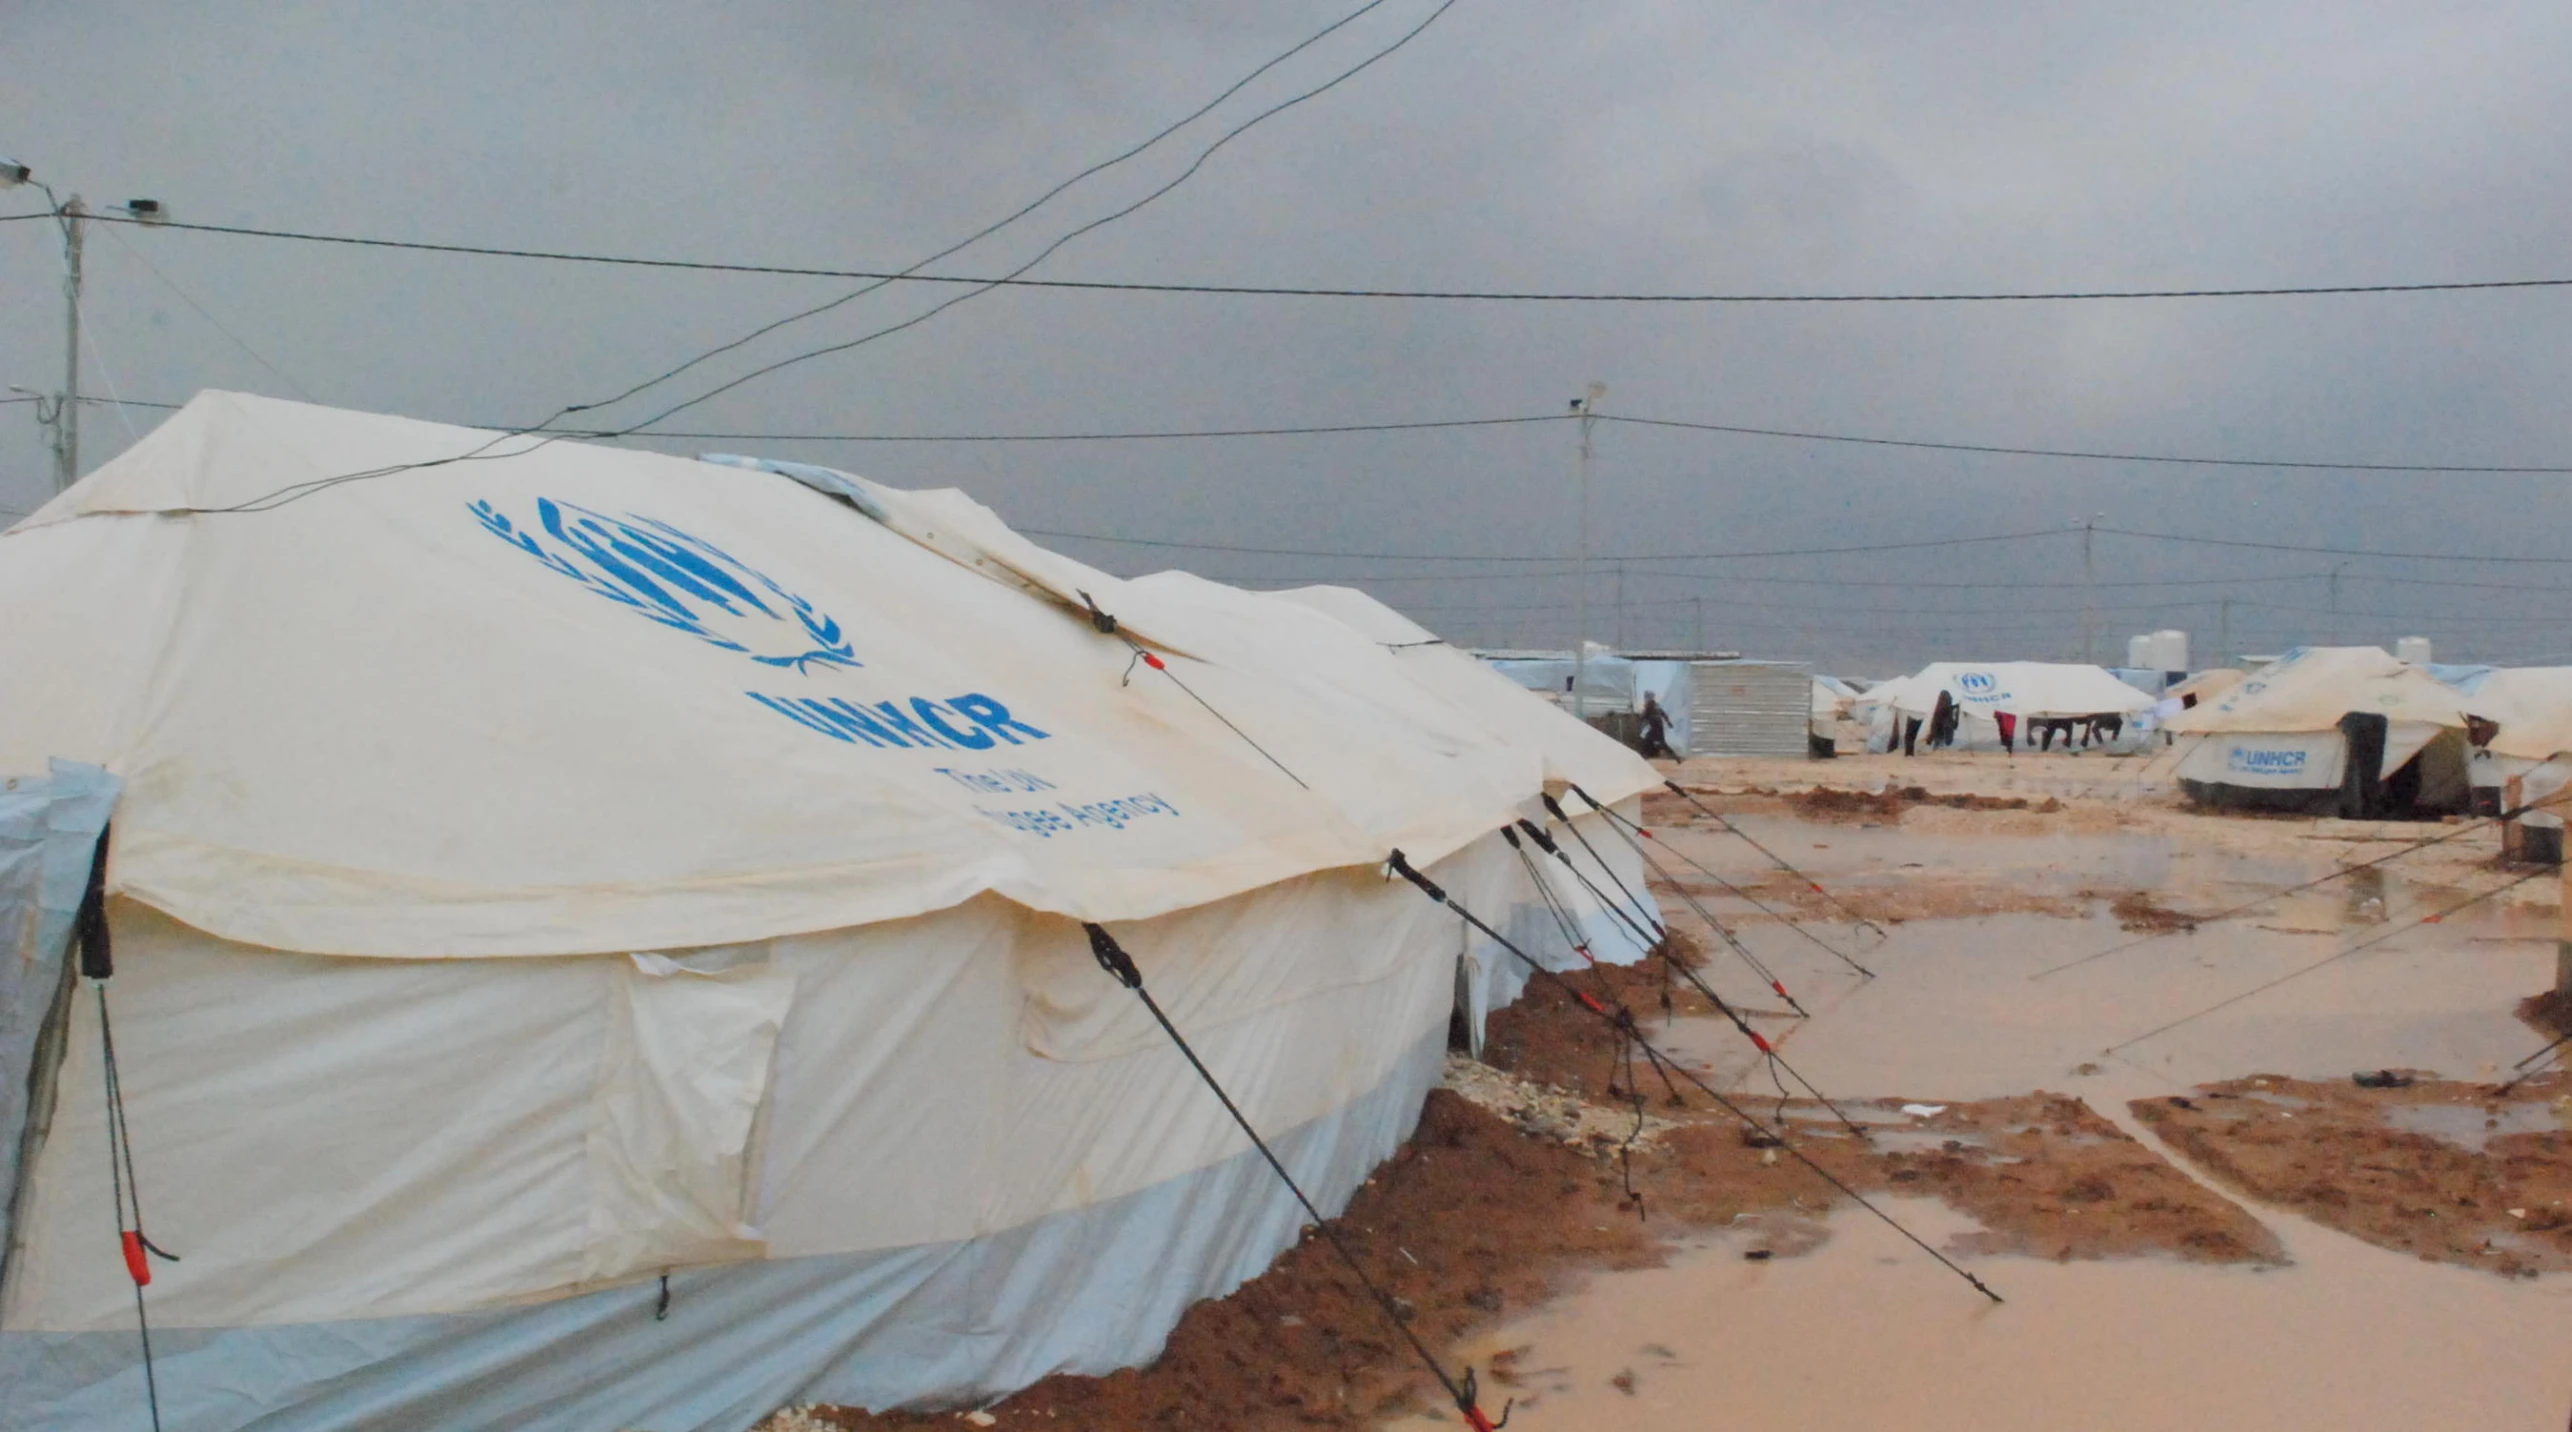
[1555,794,1820,1007]
[1386,851,2004,1305]
[1513,821,1870,1138]
[1662,781,1889,938]
[1573,785,1877,981]
[2102,868,2549,1056]
[1080,591,1311,790]
[1081,922,1510,1430]
[1498,828,1669,1208]
[77,831,177,1432]
[1499,828,1679,1099]
[1534,796,1672,951]
[2030,790,2571,982]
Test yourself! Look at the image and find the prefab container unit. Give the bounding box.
[1686,660,1815,758]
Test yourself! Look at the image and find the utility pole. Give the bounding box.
[2079,513,2101,665]
[2328,561,2347,647]
[53,196,84,493]
[1694,594,1706,653]
[2218,598,2232,670]
[0,158,165,494]
[1570,381,1604,720]
[1613,560,1627,651]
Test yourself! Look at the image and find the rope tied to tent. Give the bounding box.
[1662,780,1889,939]
[78,829,177,1432]
[1572,785,1877,981]
[1512,816,1867,1136]
[1544,794,1813,1012]
[1386,851,2004,1305]
[1081,923,1510,1431]
[1077,589,1311,790]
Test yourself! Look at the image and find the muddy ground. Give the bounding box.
[807,974,2289,1430]
[2134,1072,2572,1278]
[780,756,2571,1429]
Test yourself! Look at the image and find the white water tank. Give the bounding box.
[2395,635,2433,665]
[2149,629,2190,671]
[2126,634,2153,668]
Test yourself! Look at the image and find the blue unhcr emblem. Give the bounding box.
[472,498,860,671]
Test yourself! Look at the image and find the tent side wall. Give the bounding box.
[0,815,1648,1431]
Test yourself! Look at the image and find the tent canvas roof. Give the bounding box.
[2161,647,2468,736]
[0,392,1653,959]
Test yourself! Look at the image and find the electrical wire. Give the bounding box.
[25,0,1464,521]
[609,0,1461,436]
[40,206,2572,305]
[524,0,1406,428]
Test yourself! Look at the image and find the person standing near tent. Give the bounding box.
[1636,692,1677,760]
[1927,689,1960,750]
[1995,710,2017,754]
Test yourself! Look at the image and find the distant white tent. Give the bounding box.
[1853,661,2151,752]
[2432,666,2572,830]
[2162,647,2470,813]
[0,394,1660,1431]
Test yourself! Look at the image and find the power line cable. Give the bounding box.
[97,224,319,402]
[37,206,2572,305]
[28,0,1464,520]
[610,0,1461,435]
[528,0,1405,428]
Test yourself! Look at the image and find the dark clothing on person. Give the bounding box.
[1901,716,1923,756]
[1637,696,1676,760]
[1927,691,1960,749]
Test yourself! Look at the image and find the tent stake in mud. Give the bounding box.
[1387,850,2003,1305]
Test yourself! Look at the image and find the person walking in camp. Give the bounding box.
[1636,692,1677,760]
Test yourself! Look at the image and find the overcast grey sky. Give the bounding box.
[7,1,2572,671]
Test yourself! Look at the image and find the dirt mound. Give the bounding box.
[2110,890,2200,935]
[1749,786,2066,824]
[2134,1074,2572,1278]
[2521,989,2572,1041]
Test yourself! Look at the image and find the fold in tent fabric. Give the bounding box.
[0,394,1666,1431]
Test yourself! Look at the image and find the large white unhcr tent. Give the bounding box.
[0,393,1659,1432]
[2162,647,2472,815]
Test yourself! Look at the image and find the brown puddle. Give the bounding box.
[1381,1194,2572,1431]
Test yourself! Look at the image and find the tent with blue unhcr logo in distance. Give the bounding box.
[0,392,1666,1432]
[1853,661,2154,753]
[2162,646,2472,817]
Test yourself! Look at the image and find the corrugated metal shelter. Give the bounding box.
[1685,660,1814,758]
